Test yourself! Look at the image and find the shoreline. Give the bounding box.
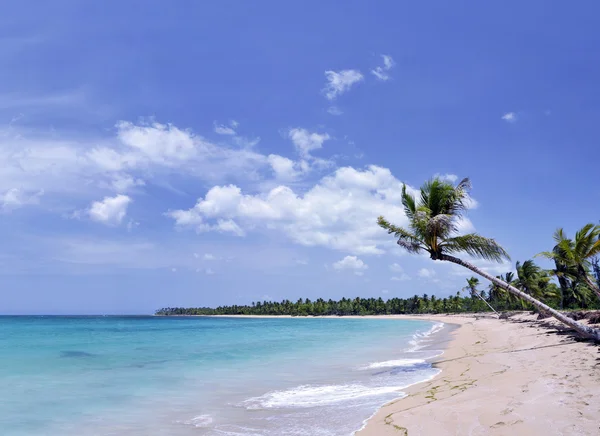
[357,313,599,436]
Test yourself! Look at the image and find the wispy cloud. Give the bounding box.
[214,120,238,135]
[501,112,517,123]
[323,70,363,100]
[327,106,343,116]
[1,188,44,212]
[371,55,395,81]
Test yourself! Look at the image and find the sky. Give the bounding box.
[1,1,599,314]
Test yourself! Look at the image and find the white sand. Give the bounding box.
[357,313,599,436]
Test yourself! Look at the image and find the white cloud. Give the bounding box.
[267,154,303,181]
[417,268,436,279]
[389,263,404,273]
[203,253,216,260]
[391,274,411,281]
[167,165,411,255]
[205,268,215,275]
[501,112,517,123]
[323,69,364,100]
[214,125,236,135]
[110,174,145,192]
[0,120,271,204]
[1,188,44,211]
[381,289,389,294]
[88,194,131,226]
[333,255,368,275]
[327,106,343,116]
[214,120,238,135]
[435,173,458,183]
[371,54,395,81]
[288,128,330,158]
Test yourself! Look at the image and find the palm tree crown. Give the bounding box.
[537,224,600,299]
[377,177,509,262]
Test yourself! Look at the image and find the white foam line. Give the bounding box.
[353,368,442,435]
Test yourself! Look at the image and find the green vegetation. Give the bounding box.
[158,178,600,340]
[377,177,600,340]
[155,268,600,316]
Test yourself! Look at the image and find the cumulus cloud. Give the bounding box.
[267,154,304,181]
[501,112,517,123]
[333,255,368,275]
[288,128,330,158]
[391,274,411,281]
[167,165,411,254]
[323,70,364,100]
[371,55,395,81]
[88,194,131,226]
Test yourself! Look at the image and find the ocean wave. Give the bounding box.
[360,358,425,370]
[408,322,444,351]
[243,384,406,409]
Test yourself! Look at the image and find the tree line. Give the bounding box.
[155,259,600,317]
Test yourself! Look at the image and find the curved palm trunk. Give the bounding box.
[440,254,600,341]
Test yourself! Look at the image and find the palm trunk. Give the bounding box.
[473,291,499,316]
[440,254,600,341]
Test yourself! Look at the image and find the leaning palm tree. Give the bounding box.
[463,277,499,315]
[537,225,600,301]
[377,177,600,341]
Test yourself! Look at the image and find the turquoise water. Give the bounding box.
[0,316,445,435]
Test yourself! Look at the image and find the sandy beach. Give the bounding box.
[358,313,599,436]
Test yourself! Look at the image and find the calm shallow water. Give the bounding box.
[0,316,445,435]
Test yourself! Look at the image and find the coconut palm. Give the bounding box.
[377,177,600,341]
[514,260,559,302]
[537,225,600,301]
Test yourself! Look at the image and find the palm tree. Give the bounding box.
[377,177,600,341]
[515,260,559,302]
[537,225,600,301]
[463,277,499,315]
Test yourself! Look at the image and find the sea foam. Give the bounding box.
[243,384,407,409]
[361,358,425,370]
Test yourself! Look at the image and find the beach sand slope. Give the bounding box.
[358,314,599,436]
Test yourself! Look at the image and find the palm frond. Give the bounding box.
[553,228,567,245]
[396,239,426,254]
[401,184,416,221]
[441,234,510,262]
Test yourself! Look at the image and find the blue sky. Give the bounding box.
[2,1,599,314]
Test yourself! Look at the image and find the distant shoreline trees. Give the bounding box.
[155,279,599,316]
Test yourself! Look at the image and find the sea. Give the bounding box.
[0,316,447,436]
